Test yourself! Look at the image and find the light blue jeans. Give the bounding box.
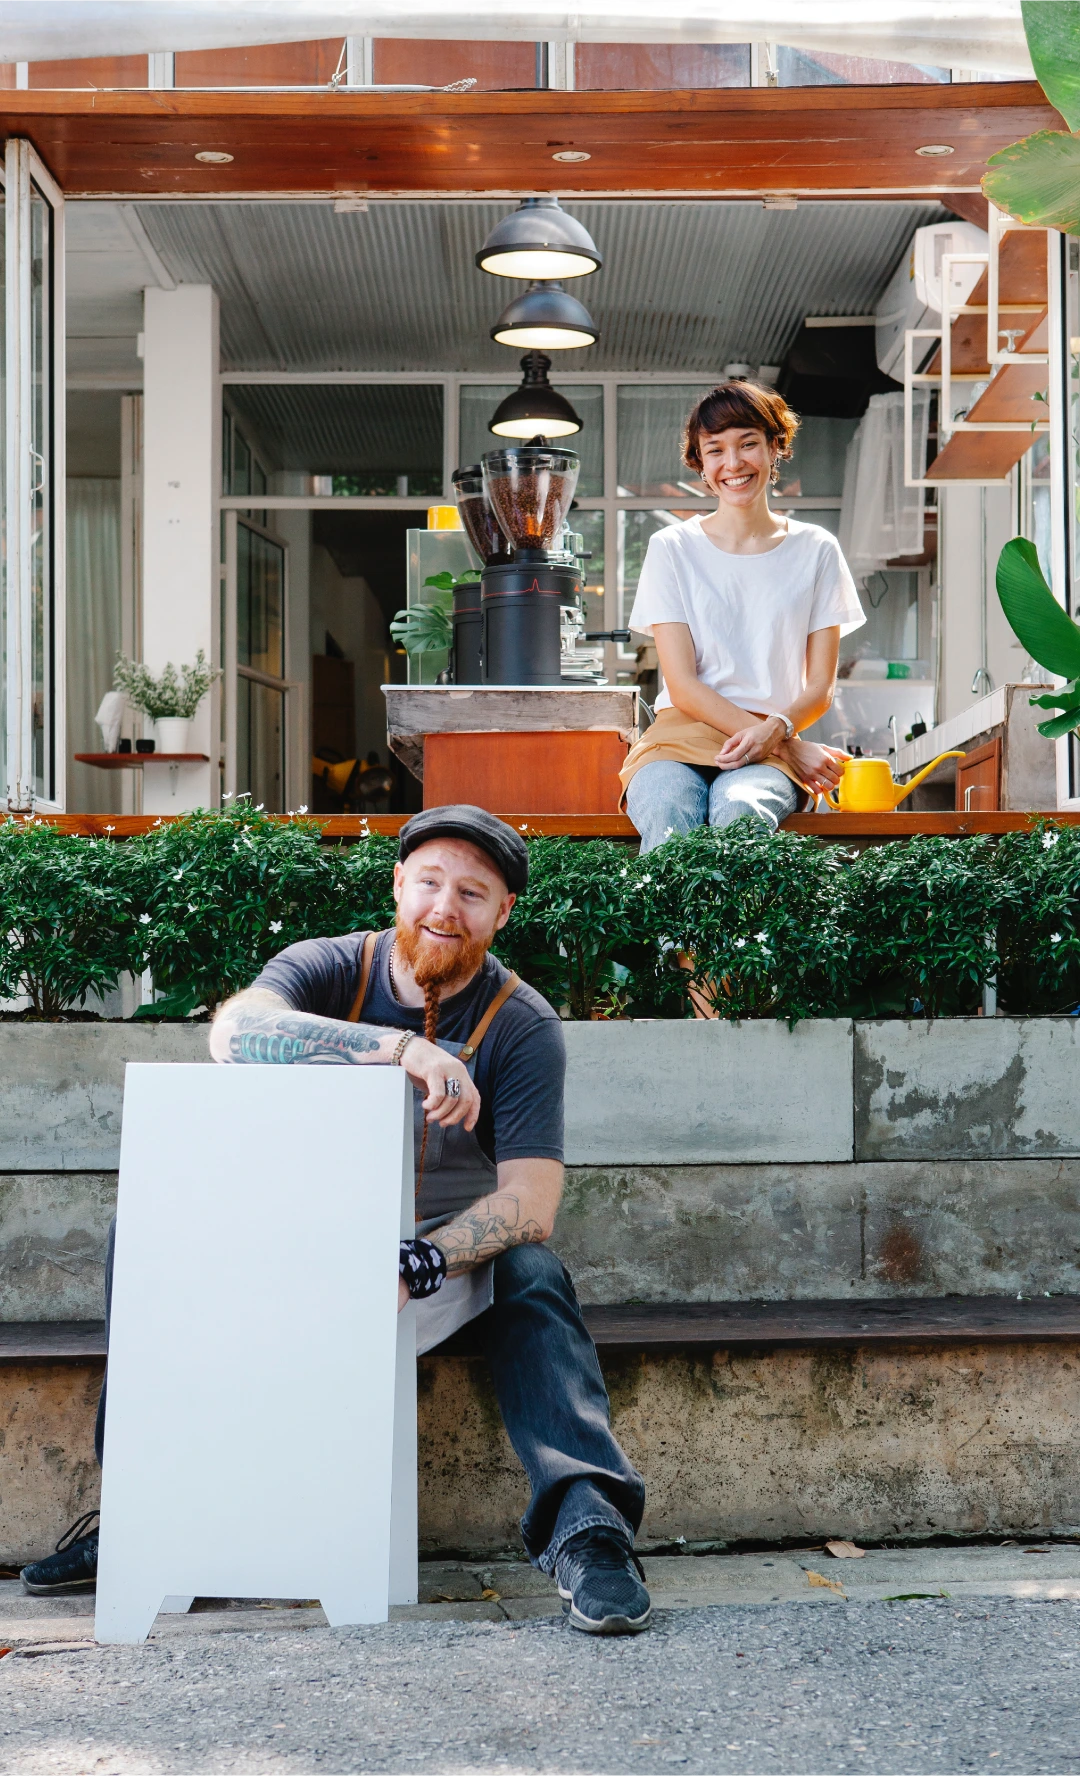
[626,759,800,854]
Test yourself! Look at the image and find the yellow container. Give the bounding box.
[427,505,463,531]
[820,751,966,813]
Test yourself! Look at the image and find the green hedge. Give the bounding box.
[1,805,1077,1021]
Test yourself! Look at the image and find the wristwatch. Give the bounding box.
[776,713,796,740]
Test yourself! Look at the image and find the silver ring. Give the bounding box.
[444,1077,462,1099]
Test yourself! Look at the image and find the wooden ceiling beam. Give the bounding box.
[0,81,1059,198]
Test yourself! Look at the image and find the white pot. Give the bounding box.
[155,717,190,755]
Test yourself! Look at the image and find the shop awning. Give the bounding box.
[0,1,1035,80]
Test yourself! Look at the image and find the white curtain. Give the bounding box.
[0,1,1033,75]
[67,479,122,815]
[839,389,929,575]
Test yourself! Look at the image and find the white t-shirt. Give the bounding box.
[629,515,865,715]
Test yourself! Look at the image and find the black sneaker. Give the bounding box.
[555,1528,652,1635]
[20,1511,99,1595]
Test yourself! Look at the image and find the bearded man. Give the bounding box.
[210,804,648,1633]
[21,806,648,1634]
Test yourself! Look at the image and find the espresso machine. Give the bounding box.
[451,441,582,686]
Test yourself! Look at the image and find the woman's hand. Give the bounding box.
[402,1038,480,1131]
[775,736,848,795]
[714,715,787,770]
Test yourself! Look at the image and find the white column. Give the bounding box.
[141,286,220,815]
[937,480,1017,722]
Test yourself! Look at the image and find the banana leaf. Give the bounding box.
[1022,0,1080,132]
[996,537,1080,678]
[982,129,1080,232]
[1029,680,1080,709]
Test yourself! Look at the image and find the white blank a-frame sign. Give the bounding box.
[94,1063,417,1645]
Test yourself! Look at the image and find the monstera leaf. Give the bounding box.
[389,588,453,657]
[997,537,1080,739]
[1022,0,1080,132]
[983,129,1080,231]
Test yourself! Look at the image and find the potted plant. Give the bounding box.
[113,650,221,755]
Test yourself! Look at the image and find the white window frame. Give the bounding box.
[3,136,65,813]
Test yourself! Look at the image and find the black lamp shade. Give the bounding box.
[477,198,602,281]
[492,281,599,350]
[489,353,583,439]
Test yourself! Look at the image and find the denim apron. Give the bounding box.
[349,931,521,1354]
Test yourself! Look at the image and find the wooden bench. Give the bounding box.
[7,1298,1080,1366]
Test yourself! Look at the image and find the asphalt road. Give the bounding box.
[4,1596,1080,1775]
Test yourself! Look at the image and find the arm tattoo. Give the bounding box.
[214,992,398,1066]
[429,1192,545,1275]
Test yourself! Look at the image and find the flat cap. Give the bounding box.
[398,804,529,895]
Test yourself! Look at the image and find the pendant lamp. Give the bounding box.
[488,353,583,439]
[476,198,602,281]
[491,281,599,351]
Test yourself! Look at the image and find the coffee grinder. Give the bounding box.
[450,464,512,685]
[478,441,582,686]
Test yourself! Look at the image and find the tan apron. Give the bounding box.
[349,931,521,1354]
[618,705,812,811]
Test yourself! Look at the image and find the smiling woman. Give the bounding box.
[621,379,866,851]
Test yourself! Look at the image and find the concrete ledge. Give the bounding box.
[555,1158,1080,1302]
[562,1020,854,1164]
[0,1173,117,1320]
[856,1019,1080,1161]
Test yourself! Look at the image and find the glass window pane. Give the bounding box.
[777,415,860,498]
[224,384,443,496]
[459,384,603,497]
[373,40,540,89]
[231,426,251,497]
[237,523,285,678]
[175,40,345,86]
[1031,431,1052,588]
[616,385,715,499]
[776,47,949,85]
[619,508,698,630]
[574,510,606,629]
[576,43,749,89]
[237,677,286,813]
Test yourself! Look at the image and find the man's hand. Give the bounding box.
[402,1039,480,1130]
[715,714,787,770]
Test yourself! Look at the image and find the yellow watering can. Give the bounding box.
[820,751,966,813]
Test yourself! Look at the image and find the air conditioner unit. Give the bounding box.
[875,221,988,378]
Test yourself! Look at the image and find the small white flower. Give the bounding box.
[269,919,282,933]
[1044,831,1060,848]
[620,867,629,878]
[298,805,308,815]
[139,913,151,925]
[173,869,184,881]
[187,902,197,913]
[223,791,233,801]
[755,931,769,943]
[640,874,652,884]
[1051,933,1063,944]
[104,824,115,833]
[734,937,747,949]
[256,803,265,811]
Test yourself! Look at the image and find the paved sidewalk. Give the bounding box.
[3,1546,1080,1773]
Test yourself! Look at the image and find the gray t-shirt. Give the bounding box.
[252,929,565,1167]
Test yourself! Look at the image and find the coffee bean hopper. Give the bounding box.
[450,442,584,687]
[451,464,511,684]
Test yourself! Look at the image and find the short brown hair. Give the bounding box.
[682,381,800,475]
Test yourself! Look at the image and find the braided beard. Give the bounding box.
[395,911,495,1202]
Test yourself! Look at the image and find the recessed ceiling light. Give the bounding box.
[552,149,591,163]
[195,150,234,164]
[915,143,954,158]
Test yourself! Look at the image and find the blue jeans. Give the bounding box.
[626,759,800,854]
[95,1224,642,1573]
[480,1243,644,1571]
